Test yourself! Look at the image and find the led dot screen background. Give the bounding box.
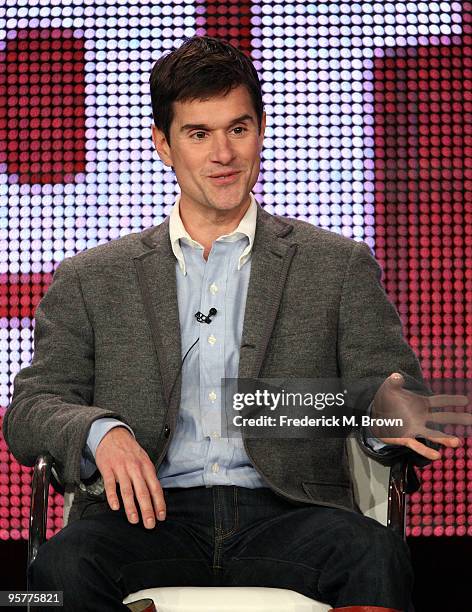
[0,0,470,540]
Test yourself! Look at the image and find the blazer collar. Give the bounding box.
[139,200,294,250]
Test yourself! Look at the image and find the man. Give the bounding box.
[3,35,467,612]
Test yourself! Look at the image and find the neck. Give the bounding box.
[179,196,251,260]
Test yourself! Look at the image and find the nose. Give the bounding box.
[210,133,237,165]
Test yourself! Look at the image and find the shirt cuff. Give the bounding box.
[362,401,390,453]
[80,455,99,480]
[84,417,135,460]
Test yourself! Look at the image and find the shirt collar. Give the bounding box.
[169,193,257,276]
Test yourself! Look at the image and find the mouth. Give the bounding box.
[208,171,241,185]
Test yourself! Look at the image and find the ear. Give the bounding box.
[258,111,266,150]
[151,124,173,168]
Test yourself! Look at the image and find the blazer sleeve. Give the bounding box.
[337,240,435,467]
[2,256,132,486]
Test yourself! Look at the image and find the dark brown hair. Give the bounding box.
[149,35,264,146]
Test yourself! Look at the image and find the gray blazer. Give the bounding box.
[3,204,428,523]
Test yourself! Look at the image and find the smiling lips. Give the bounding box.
[208,171,241,185]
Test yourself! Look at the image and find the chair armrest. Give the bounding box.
[387,459,420,539]
[348,436,422,539]
[28,454,53,573]
[27,454,66,568]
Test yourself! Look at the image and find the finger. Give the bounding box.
[117,473,139,524]
[377,437,441,461]
[404,437,442,461]
[427,394,469,408]
[102,468,120,511]
[377,438,402,445]
[427,411,472,425]
[142,462,166,522]
[132,473,157,530]
[418,427,462,448]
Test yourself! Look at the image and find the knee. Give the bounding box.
[334,515,411,565]
[351,520,413,577]
[28,530,84,588]
[370,524,411,562]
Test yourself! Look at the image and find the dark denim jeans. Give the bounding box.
[28,485,413,611]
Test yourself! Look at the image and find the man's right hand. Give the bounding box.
[95,426,166,529]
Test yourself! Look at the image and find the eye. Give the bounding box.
[190,126,248,140]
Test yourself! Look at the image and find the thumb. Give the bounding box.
[384,372,405,389]
[373,373,405,415]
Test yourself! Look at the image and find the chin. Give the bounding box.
[205,194,246,208]
[211,201,246,211]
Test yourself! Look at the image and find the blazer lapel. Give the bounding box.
[239,205,298,378]
[133,219,182,409]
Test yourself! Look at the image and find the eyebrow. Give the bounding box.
[179,113,254,133]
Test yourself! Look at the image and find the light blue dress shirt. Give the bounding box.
[80,193,387,482]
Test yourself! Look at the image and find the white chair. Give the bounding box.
[28,437,416,612]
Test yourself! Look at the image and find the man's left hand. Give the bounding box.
[370,373,472,460]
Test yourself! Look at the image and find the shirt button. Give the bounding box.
[209,390,217,402]
[208,334,217,345]
[210,283,218,295]
[211,463,220,473]
[211,431,220,439]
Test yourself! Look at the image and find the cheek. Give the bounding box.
[173,156,200,179]
[248,143,262,162]
[180,152,203,173]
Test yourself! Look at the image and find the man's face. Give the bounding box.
[152,84,266,215]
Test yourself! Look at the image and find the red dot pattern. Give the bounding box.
[373,13,472,535]
[0,273,52,319]
[197,0,253,56]
[0,28,86,185]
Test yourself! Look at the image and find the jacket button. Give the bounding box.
[164,425,171,438]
